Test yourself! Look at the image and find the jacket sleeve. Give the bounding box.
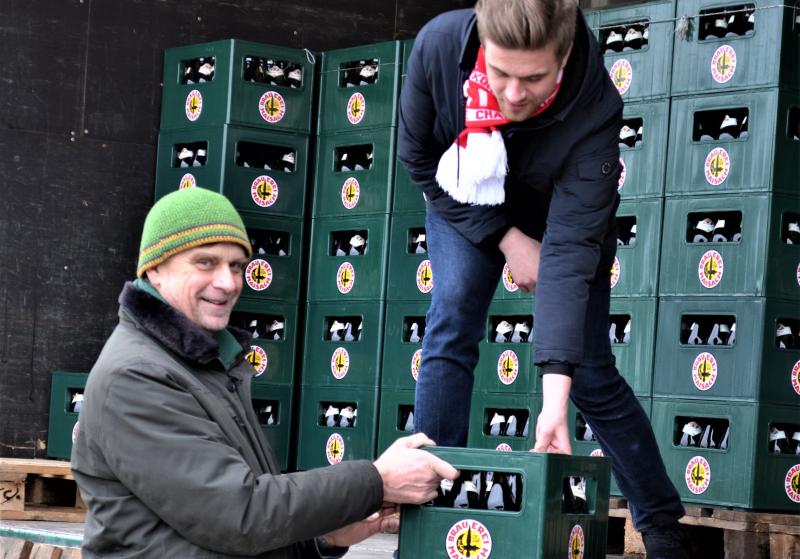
[97,366,384,557]
[533,108,622,368]
[397,25,511,245]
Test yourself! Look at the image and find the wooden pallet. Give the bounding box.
[0,536,81,559]
[0,460,85,523]
[610,498,800,559]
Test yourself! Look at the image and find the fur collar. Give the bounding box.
[118,282,251,367]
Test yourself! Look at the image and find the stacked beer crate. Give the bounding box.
[155,40,318,470]
[296,41,403,469]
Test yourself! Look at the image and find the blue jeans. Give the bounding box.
[415,206,684,530]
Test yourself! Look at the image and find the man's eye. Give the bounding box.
[196,259,213,268]
[231,262,246,273]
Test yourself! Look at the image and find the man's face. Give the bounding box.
[483,39,571,122]
[146,243,249,333]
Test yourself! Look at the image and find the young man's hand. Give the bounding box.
[533,373,573,454]
[499,226,541,293]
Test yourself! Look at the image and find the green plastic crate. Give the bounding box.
[250,383,294,471]
[658,194,800,299]
[652,398,800,511]
[493,261,536,301]
[609,297,658,397]
[653,296,800,404]
[318,41,401,134]
[238,215,304,304]
[468,391,542,452]
[306,214,390,301]
[611,198,663,297]
[296,385,379,469]
[665,89,800,196]
[231,299,300,386]
[381,301,430,390]
[377,387,416,455]
[47,371,88,459]
[474,300,539,394]
[386,212,435,301]
[569,398,652,496]
[312,128,395,217]
[597,0,676,101]
[398,447,611,559]
[160,39,317,133]
[616,99,670,199]
[155,126,311,219]
[671,0,800,95]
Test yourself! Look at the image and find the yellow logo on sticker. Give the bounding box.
[331,347,350,380]
[445,519,492,559]
[259,91,286,123]
[568,524,585,559]
[179,173,197,190]
[610,256,621,289]
[704,147,730,186]
[698,250,724,289]
[336,262,356,294]
[341,177,360,209]
[502,263,518,293]
[685,456,711,494]
[411,349,422,382]
[416,259,434,294]
[497,350,519,385]
[185,89,203,121]
[791,360,800,397]
[246,345,268,376]
[609,59,633,95]
[692,352,718,391]
[786,464,800,503]
[711,45,737,84]
[347,92,366,124]
[245,259,273,291]
[251,175,279,208]
[326,433,345,465]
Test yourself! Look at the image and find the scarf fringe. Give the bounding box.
[435,130,507,206]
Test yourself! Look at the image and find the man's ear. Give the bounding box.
[560,42,574,69]
[145,267,160,287]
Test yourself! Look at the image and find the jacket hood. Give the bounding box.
[118,282,251,368]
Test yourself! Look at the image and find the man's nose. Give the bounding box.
[214,265,239,291]
[505,79,526,103]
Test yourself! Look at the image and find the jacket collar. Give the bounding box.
[118,281,251,369]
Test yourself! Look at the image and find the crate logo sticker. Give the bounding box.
[791,360,800,396]
[498,350,519,385]
[347,92,366,124]
[417,259,434,293]
[72,421,80,443]
[251,175,279,207]
[692,352,718,391]
[246,345,268,376]
[704,147,731,186]
[617,157,626,190]
[610,257,621,289]
[502,263,518,292]
[609,59,633,95]
[796,262,800,288]
[336,262,356,294]
[785,464,800,503]
[326,433,345,465]
[246,259,273,291]
[685,456,711,494]
[411,349,422,382]
[445,519,492,559]
[568,524,585,559]
[711,45,737,84]
[185,89,203,121]
[495,443,512,452]
[179,173,197,190]
[259,91,286,123]
[331,347,350,379]
[341,177,360,209]
[590,449,604,457]
[698,250,724,289]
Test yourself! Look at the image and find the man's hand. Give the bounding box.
[321,505,399,548]
[532,374,572,455]
[373,433,459,504]
[498,226,541,293]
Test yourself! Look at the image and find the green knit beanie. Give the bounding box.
[137,188,252,278]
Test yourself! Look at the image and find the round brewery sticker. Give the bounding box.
[71,421,80,444]
[495,443,512,452]
[590,449,604,458]
[411,349,422,382]
[698,250,724,289]
[341,177,360,209]
[502,263,518,292]
[251,175,279,207]
[179,173,196,190]
[796,262,800,287]
[259,91,286,123]
[336,262,356,294]
[617,157,627,190]
[326,433,345,465]
[185,89,203,121]
[609,59,633,95]
[417,259,434,294]
[610,256,621,289]
[247,345,268,376]
[246,259,273,291]
[705,147,731,186]
[445,519,493,559]
[568,524,585,559]
[791,360,800,396]
[692,352,718,391]
[685,456,711,494]
[347,92,366,124]
[711,45,737,84]
[330,347,350,380]
[785,464,800,503]
[498,350,519,385]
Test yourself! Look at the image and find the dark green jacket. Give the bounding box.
[71,282,383,558]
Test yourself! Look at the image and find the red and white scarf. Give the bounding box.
[436,45,562,206]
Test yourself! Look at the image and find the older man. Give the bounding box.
[71,187,457,558]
